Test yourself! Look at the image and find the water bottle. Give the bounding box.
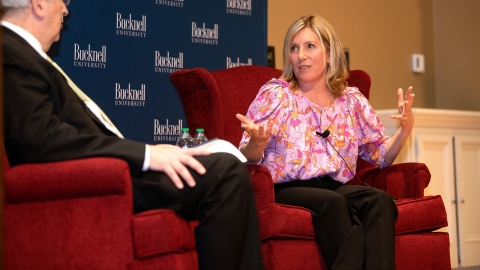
[176,127,194,148]
[193,128,208,145]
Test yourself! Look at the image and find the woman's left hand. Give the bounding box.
[384,86,416,164]
[390,86,415,131]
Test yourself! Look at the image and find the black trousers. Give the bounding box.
[131,153,264,270]
[274,178,398,270]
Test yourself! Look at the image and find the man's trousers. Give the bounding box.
[132,153,264,270]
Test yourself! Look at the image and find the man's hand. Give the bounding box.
[148,144,211,189]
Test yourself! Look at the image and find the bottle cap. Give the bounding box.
[196,128,204,132]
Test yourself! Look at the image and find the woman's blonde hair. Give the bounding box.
[281,14,348,97]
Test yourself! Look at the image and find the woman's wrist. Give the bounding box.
[248,137,269,150]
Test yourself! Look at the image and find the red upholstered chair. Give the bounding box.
[3,146,199,269]
[170,66,452,270]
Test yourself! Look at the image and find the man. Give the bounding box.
[1,0,265,269]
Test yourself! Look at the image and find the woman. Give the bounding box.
[236,14,415,270]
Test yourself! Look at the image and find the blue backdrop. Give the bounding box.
[49,0,267,144]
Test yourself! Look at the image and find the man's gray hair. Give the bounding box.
[2,0,31,8]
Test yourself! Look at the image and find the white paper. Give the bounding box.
[194,138,247,163]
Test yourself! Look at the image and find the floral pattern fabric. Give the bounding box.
[239,78,390,184]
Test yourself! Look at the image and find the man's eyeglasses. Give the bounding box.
[63,0,70,5]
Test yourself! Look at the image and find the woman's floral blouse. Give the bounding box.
[240,78,390,184]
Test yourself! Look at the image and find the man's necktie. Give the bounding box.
[46,56,124,139]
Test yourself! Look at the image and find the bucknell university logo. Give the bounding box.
[153,119,184,142]
[156,0,184,8]
[115,83,146,107]
[226,57,252,68]
[226,0,252,16]
[154,51,184,73]
[116,13,147,38]
[73,43,107,69]
[191,22,219,45]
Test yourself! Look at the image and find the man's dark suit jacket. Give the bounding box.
[3,26,146,176]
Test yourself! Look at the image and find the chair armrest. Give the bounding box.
[246,161,430,205]
[246,164,275,210]
[353,162,431,199]
[5,157,131,204]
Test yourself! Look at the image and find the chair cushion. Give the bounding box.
[259,195,447,241]
[394,195,448,234]
[132,209,199,259]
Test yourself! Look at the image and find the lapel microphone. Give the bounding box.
[316,130,330,138]
[316,130,370,186]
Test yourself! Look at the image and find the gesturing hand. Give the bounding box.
[148,144,211,189]
[390,86,415,131]
[236,113,272,144]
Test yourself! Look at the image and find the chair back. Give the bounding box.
[347,69,371,99]
[170,65,282,143]
[171,65,371,146]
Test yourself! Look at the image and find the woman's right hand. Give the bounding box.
[236,113,273,163]
[236,113,272,144]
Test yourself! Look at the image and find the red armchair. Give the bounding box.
[170,66,451,270]
[3,148,200,269]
